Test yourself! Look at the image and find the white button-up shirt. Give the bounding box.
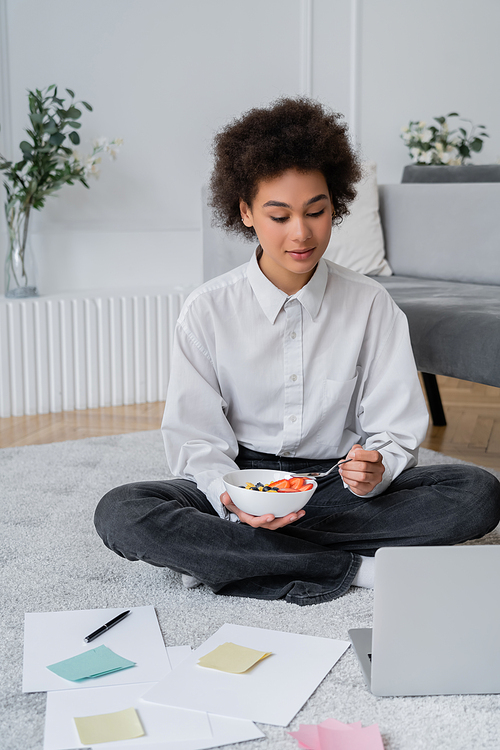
[162,251,429,518]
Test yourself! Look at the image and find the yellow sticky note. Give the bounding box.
[197,642,272,673]
[74,707,144,745]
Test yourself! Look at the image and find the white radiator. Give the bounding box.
[0,289,188,417]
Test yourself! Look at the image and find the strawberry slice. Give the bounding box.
[269,479,291,489]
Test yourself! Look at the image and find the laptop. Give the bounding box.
[348,545,500,696]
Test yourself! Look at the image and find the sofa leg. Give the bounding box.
[421,372,447,426]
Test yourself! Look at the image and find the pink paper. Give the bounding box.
[318,723,384,750]
[289,720,384,750]
[288,724,320,750]
[320,719,363,731]
[288,720,361,749]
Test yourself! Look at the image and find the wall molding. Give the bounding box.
[0,0,13,159]
[300,0,313,97]
[300,0,362,145]
[349,0,362,146]
[0,0,12,240]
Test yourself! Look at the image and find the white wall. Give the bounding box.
[1,0,499,295]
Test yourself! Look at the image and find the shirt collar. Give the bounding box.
[246,248,328,324]
[295,256,328,320]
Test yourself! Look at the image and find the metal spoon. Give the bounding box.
[292,440,393,479]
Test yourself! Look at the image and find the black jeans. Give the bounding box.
[94,447,500,606]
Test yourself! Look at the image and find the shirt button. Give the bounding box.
[290,374,297,382]
[290,415,297,423]
[290,332,296,339]
[282,451,291,457]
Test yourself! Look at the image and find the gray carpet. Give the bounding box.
[1,430,499,750]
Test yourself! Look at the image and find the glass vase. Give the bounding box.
[4,202,38,298]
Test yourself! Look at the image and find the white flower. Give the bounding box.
[420,129,433,143]
[74,135,121,177]
[410,147,421,161]
[420,150,434,164]
[84,154,102,178]
[103,137,123,160]
[418,121,426,128]
[401,126,410,133]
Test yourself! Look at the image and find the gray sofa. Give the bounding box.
[202,183,500,425]
[376,183,500,423]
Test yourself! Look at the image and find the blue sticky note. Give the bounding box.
[47,645,136,682]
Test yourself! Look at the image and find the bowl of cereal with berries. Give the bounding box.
[222,469,317,517]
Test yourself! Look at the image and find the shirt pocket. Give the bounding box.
[315,372,359,451]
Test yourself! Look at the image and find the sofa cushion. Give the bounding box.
[377,276,500,387]
[324,161,392,276]
[379,183,500,285]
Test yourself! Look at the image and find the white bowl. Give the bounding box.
[222,469,317,518]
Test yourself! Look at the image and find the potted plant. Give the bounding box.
[400,113,498,183]
[0,85,121,297]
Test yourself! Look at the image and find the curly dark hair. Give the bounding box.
[209,96,362,240]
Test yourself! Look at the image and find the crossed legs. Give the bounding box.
[94,456,500,606]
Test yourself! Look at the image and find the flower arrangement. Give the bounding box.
[400,113,488,166]
[0,84,121,297]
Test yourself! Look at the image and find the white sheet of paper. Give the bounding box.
[109,714,265,750]
[166,645,192,670]
[143,623,350,726]
[107,714,265,750]
[24,606,169,692]
[44,680,212,750]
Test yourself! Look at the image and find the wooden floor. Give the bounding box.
[419,376,500,470]
[1,376,499,470]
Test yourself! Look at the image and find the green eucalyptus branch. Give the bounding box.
[0,84,122,281]
[0,85,96,212]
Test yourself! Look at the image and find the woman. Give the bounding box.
[94,97,500,605]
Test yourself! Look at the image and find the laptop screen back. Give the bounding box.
[370,546,500,696]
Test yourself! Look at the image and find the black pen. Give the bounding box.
[84,610,131,643]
